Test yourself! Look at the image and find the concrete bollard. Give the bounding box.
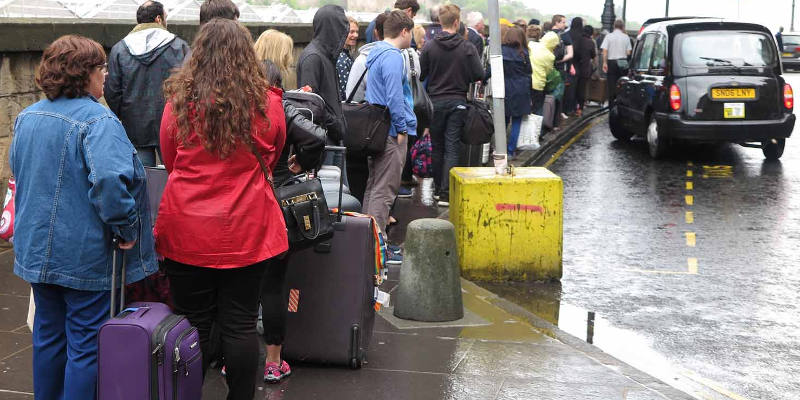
[393,219,464,322]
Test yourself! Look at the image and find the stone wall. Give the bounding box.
[0,18,357,193]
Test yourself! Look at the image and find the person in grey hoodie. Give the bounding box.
[104,1,189,166]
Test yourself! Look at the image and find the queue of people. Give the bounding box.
[10,1,633,398]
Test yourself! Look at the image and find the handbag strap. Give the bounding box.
[346,67,368,103]
[407,49,417,79]
[247,141,275,188]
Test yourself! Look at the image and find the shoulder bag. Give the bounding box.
[341,69,391,156]
[249,143,334,246]
[407,49,434,128]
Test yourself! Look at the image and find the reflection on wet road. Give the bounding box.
[487,74,800,400]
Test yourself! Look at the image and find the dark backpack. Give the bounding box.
[462,99,493,145]
[283,90,329,126]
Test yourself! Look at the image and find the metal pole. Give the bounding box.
[487,0,508,174]
[622,0,627,24]
[793,0,796,32]
[665,0,669,17]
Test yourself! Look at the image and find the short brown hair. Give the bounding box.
[35,35,105,101]
[439,4,460,28]
[393,0,419,14]
[200,0,239,24]
[551,14,565,26]
[374,11,390,41]
[384,10,414,39]
[614,19,625,30]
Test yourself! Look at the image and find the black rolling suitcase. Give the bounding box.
[282,146,383,368]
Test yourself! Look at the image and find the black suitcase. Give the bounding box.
[282,146,380,368]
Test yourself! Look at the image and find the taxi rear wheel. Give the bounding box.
[609,105,633,141]
[762,139,785,160]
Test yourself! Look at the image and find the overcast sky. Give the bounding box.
[534,0,795,33]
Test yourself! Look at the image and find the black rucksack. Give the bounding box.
[283,90,329,127]
[462,99,493,145]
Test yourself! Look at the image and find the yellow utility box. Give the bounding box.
[449,167,562,282]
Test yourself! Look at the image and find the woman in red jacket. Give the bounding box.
[157,19,287,400]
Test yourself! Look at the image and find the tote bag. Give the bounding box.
[517,114,542,151]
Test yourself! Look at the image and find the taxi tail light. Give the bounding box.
[669,84,681,111]
[784,83,794,110]
[795,46,800,52]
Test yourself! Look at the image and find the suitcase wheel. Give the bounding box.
[350,357,362,369]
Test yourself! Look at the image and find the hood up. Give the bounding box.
[312,4,349,61]
[123,25,176,66]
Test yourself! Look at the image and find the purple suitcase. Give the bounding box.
[97,244,202,400]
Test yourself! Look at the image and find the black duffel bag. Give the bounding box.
[342,69,391,156]
[462,99,494,145]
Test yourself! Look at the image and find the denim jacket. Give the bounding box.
[10,96,157,291]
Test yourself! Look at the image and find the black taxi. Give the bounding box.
[609,19,795,159]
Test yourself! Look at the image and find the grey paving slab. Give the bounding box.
[0,390,34,399]
[0,294,30,332]
[496,379,651,400]
[0,332,31,360]
[378,305,491,330]
[0,345,33,394]
[365,331,473,374]
[0,252,28,297]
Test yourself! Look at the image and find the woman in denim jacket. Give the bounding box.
[9,35,157,400]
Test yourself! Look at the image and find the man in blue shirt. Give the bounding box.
[362,10,417,238]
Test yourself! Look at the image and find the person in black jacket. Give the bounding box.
[296,5,348,146]
[575,25,597,116]
[104,1,189,166]
[465,11,485,58]
[419,4,484,207]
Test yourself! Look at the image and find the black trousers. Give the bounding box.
[430,99,468,199]
[576,75,589,110]
[163,258,267,400]
[607,59,625,102]
[346,152,369,204]
[260,257,288,346]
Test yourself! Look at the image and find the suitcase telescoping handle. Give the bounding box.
[325,145,346,222]
[109,236,126,318]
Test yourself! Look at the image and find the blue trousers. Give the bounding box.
[135,146,158,167]
[506,116,522,156]
[31,283,110,400]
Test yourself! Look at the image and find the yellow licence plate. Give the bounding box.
[711,88,756,100]
[784,52,793,57]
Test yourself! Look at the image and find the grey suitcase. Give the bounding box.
[281,146,378,368]
[144,166,167,222]
[543,95,556,130]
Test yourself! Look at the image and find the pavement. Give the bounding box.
[0,106,698,400]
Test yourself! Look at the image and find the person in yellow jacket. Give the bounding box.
[529,31,559,115]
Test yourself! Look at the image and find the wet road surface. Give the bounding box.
[487,73,800,400]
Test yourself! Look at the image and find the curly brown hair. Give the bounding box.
[163,19,270,158]
[35,35,105,100]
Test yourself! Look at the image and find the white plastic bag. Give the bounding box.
[27,287,35,332]
[517,114,542,151]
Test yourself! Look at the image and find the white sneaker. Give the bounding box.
[560,113,569,119]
